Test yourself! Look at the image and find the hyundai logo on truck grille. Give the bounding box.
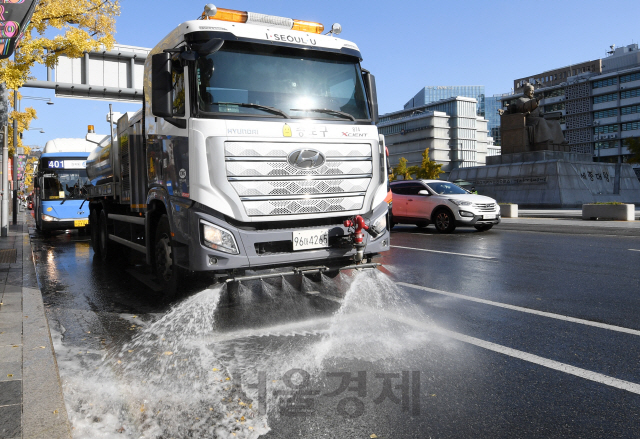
[288,149,325,169]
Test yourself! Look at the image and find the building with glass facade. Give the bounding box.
[484,95,508,146]
[501,43,640,180]
[404,86,486,117]
[378,96,498,180]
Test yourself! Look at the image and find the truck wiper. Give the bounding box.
[217,102,290,119]
[290,108,356,121]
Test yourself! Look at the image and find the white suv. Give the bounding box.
[390,180,500,233]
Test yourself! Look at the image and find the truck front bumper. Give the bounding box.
[181,202,391,273]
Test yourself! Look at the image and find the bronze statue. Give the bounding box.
[499,83,566,149]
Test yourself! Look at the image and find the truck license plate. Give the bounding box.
[482,214,496,220]
[74,219,89,227]
[292,229,329,251]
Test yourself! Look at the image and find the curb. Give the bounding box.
[22,221,71,439]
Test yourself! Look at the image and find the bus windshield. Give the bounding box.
[195,41,370,121]
[42,169,90,200]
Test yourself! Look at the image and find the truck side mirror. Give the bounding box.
[152,52,173,118]
[418,190,430,196]
[362,71,379,125]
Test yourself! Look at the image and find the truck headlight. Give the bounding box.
[41,214,59,222]
[200,220,239,255]
[367,213,387,240]
[448,199,472,206]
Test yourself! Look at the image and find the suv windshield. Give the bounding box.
[195,42,370,121]
[42,170,90,200]
[425,182,469,195]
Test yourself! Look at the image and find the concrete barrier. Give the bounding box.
[582,204,635,221]
[500,204,518,218]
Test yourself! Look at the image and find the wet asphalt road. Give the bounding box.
[31,223,640,439]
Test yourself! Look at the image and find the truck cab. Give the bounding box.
[87,5,390,293]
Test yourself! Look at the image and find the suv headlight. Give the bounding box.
[448,199,472,206]
[200,220,239,255]
[41,214,59,222]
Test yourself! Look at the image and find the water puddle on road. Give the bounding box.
[52,269,431,438]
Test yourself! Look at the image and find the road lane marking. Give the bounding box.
[378,310,640,395]
[398,282,640,337]
[630,249,640,252]
[390,245,495,260]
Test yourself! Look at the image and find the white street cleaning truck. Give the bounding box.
[85,4,390,296]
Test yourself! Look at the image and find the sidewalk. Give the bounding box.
[0,212,70,439]
[499,208,640,236]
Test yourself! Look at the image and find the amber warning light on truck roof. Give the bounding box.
[201,3,325,34]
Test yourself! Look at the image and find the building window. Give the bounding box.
[594,124,619,134]
[593,93,617,104]
[379,123,407,135]
[544,102,565,112]
[621,121,640,131]
[544,88,565,99]
[592,77,618,88]
[595,141,616,150]
[621,105,640,115]
[620,72,640,83]
[593,108,618,119]
[620,88,640,99]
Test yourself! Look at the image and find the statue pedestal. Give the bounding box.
[449,151,640,207]
[500,114,570,154]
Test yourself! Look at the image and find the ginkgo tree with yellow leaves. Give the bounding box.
[389,148,444,181]
[0,0,120,157]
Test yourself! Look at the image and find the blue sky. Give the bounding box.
[21,0,640,148]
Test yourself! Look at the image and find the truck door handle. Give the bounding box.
[408,199,414,201]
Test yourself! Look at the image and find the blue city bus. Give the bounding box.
[34,139,94,233]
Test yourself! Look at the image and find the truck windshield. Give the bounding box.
[195,42,370,121]
[42,170,90,200]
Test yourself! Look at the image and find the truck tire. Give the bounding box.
[154,215,180,300]
[434,209,456,234]
[98,210,114,261]
[90,209,100,255]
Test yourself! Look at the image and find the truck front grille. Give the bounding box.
[230,178,370,197]
[225,141,372,217]
[244,196,365,216]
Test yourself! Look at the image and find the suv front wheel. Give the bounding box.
[434,209,456,234]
